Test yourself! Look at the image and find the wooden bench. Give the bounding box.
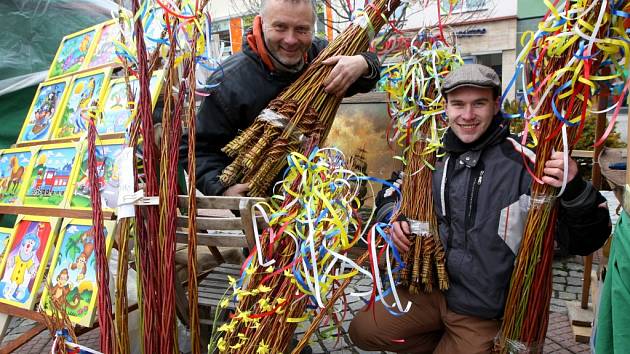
[174,195,265,329]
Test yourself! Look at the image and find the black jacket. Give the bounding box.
[180,36,381,196]
[377,117,611,319]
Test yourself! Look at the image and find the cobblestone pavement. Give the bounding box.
[3,192,620,353]
[0,255,595,354]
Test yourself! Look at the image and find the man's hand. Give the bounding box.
[390,221,412,253]
[542,151,578,187]
[222,183,249,197]
[321,55,369,97]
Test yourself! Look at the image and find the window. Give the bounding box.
[441,0,487,14]
[213,20,231,58]
[475,53,502,83]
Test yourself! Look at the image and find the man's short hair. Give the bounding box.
[442,64,501,100]
[260,0,317,24]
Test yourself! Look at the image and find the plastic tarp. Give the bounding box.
[0,0,128,148]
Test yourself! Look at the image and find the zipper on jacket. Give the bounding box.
[464,168,484,246]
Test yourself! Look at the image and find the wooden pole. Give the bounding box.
[580,95,608,309]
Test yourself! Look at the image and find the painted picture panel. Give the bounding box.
[325,93,402,208]
[0,216,61,309]
[23,143,81,209]
[99,70,164,135]
[68,139,125,211]
[87,19,131,69]
[48,27,98,79]
[0,227,13,260]
[53,68,112,139]
[143,6,166,54]
[40,219,115,327]
[17,78,71,144]
[0,147,35,206]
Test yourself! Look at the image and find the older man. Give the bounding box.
[180,0,380,197]
[349,64,611,353]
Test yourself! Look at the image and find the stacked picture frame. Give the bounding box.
[0,6,166,331]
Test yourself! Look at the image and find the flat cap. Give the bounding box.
[442,64,501,94]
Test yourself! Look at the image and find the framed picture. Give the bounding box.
[22,143,82,209]
[17,77,71,144]
[87,19,131,69]
[67,139,125,211]
[325,93,402,208]
[142,5,167,54]
[48,26,99,79]
[0,147,36,206]
[0,215,61,309]
[52,68,112,139]
[40,218,115,327]
[0,227,14,260]
[99,70,164,135]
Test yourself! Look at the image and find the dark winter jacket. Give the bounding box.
[377,117,611,319]
[179,36,381,196]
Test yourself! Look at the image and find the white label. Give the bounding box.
[116,147,136,219]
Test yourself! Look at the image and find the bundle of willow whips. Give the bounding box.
[381,32,462,293]
[498,0,629,352]
[127,1,214,353]
[220,0,402,197]
[212,147,374,354]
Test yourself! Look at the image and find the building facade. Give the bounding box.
[207,1,518,98]
[399,0,518,99]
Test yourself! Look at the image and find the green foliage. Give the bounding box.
[64,231,82,260]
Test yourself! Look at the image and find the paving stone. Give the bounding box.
[543,342,561,352]
[553,269,568,277]
[321,335,350,351]
[354,349,385,354]
[553,276,567,284]
[566,263,584,271]
[550,298,568,307]
[566,285,583,294]
[550,304,568,314]
[314,341,330,354]
[552,283,566,291]
[342,320,352,333]
[349,301,365,311]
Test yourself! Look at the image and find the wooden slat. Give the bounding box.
[199,283,230,292]
[204,264,242,274]
[177,195,264,211]
[199,288,229,297]
[0,303,44,323]
[176,231,249,247]
[14,133,125,148]
[0,206,114,220]
[240,199,257,250]
[176,215,244,230]
[202,273,238,282]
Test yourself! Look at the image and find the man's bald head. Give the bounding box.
[260,0,317,24]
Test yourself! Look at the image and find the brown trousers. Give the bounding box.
[348,288,500,354]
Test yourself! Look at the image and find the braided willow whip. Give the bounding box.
[220,0,402,197]
[213,148,368,353]
[382,34,461,293]
[498,0,628,351]
[88,114,115,354]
